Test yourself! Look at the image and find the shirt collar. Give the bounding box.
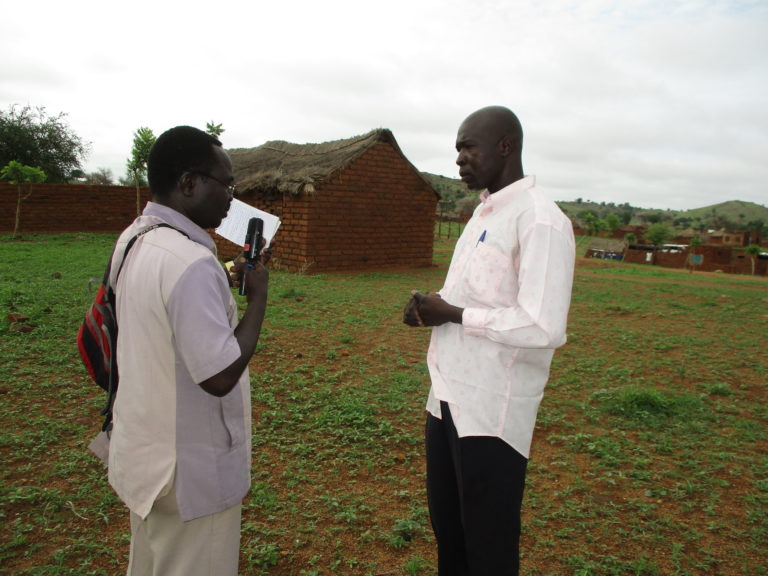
[479,175,536,214]
[142,202,216,252]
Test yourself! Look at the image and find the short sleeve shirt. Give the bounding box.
[108,203,251,521]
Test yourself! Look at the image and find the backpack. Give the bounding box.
[77,223,185,433]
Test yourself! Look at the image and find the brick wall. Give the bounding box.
[623,244,766,275]
[3,143,438,273]
[300,142,436,272]
[1,182,150,234]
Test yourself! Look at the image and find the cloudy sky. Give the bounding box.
[2,0,766,211]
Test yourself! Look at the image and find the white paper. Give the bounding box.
[215,198,281,249]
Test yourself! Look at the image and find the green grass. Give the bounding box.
[1,233,767,575]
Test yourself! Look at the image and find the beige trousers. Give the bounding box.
[127,483,242,576]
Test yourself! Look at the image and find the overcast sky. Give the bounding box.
[2,0,766,211]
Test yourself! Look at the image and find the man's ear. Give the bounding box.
[497,136,516,157]
[178,171,196,197]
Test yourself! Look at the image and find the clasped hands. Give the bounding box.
[402,290,463,327]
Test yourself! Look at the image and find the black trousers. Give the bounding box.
[426,402,528,576]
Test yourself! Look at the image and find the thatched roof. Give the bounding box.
[227,128,428,196]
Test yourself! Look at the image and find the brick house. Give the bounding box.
[220,129,439,272]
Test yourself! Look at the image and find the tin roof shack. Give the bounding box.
[585,238,625,260]
[222,129,439,272]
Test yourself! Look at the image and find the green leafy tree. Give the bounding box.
[645,222,673,247]
[0,104,88,182]
[643,212,663,224]
[746,219,765,237]
[126,127,156,214]
[206,121,225,138]
[582,212,606,237]
[644,222,674,264]
[1,160,47,238]
[604,213,621,233]
[711,213,735,231]
[744,244,762,276]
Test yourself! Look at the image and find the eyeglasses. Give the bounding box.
[190,171,237,196]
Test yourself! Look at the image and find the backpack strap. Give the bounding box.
[101,222,189,433]
[113,223,189,285]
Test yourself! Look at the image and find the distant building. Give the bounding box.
[584,238,625,260]
[224,129,439,272]
[704,230,747,247]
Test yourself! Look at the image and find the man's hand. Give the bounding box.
[403,291,425,327]
[230,238,272,298]
[203,246,270,398]
[240,260,269,304]
[230,255,269,303]
[403,290,463,327]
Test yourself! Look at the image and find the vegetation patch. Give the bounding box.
[1,234,766,575]
[593,386,707,427]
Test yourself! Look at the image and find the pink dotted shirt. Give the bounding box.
[425,176,575,458]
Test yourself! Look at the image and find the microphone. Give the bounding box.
[239,217,263,296]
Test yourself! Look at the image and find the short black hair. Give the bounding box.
[147,126,222,198]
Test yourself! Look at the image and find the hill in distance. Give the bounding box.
[679,200,768,224]
[422,172,768,228]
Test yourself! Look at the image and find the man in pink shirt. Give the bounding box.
[404,106,575,575]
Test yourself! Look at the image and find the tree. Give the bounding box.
[0,104,88,182]
[711,213,735,231]
[582,212,606,237]
[126,127,156,214]
[645,222,673,247]
[1,161,46,238]
[644,222,673,264]
[206,121,225,138]
[746,219,765,237]
[604,213,621,233]
[744,244,762,276]
[643,212,663,224]
[83,167,115,185]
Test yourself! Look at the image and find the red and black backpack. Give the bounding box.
[77,224,186,432]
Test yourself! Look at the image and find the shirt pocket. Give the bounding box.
[219,392,245,450]
[462,242,511,299]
